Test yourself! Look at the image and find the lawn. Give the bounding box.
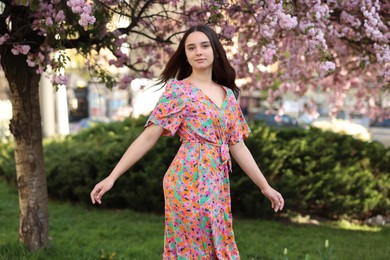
[0,180,389,260]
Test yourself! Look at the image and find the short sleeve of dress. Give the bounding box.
[228,92,251,146]
[144,80,188,136]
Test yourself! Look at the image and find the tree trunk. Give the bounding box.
[1,47,49,251]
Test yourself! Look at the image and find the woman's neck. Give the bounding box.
[187,70,213,85]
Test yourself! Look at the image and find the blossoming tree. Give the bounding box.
[0,0,388,250]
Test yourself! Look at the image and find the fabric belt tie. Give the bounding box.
[219,143,232,173]
[181,139,232,173]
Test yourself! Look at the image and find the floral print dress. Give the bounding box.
[145,79,250,260]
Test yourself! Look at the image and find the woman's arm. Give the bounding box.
[229,141,284,212]
[90,124,164,204]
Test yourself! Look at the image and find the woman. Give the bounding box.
[90,24,284,259]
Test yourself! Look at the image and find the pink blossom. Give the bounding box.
[221,24,236,39]
[319,61,336,72]
[45,17,53,26]
[38,52,45,62]
[118,75,134,89]
[108,59,116,66]
[278,13,298,30]
[67,0,96,26]
[0,34,9,45]
[20,45,30,55]
[52,74,69,85]
[260,24,275,38]
[55,10,66,22]
[299,20,315,33]
[382,66,390,81]
[26,55,36,67]
[83,5,92,13]
[340,11,361,28]
[36,67,44,75]
[374,43,390,63]
[79,13,96,26]
[262,45,277,64]
[26,60,36,67]
[11,45,31,55]
[11,48,20,55]
[67,0,84,14]
[168,0,180,7]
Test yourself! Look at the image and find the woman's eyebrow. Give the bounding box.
[186,41,210,47]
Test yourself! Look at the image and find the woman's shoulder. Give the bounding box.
[165,78,190,89]
[221,86,236,99]
[163,79,193,99]
[164,79,182,92]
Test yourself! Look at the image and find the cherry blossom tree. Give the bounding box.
[0,0,187,250]
[0,0,388,250]
[198,0,389,119]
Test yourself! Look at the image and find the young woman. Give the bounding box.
[90,24,284,259]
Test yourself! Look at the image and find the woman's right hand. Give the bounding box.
[261,185,284,213]
[90,176,115,204]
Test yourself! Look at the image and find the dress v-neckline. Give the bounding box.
[184,79,228,110]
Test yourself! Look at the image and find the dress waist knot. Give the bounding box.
[180,139,232,173]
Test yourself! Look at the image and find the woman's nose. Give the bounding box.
[195,47,203,55]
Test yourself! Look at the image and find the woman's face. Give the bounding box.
[184,31,214,72]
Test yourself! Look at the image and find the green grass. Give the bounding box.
[0,180,389,260]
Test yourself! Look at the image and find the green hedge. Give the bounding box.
[234,124,390,219]
[1,117,389,220]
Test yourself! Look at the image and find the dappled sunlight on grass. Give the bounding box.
[326,219,382,232]
[288,213,382,232]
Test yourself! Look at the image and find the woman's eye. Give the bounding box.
[202,44,210,48]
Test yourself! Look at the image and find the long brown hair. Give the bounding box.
[158,25,240,98]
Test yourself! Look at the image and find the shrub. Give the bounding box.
[0,118,389,220]
[43,117,180,213]
[230,122,390,219]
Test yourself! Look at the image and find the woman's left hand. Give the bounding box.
[261,185,284,212]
